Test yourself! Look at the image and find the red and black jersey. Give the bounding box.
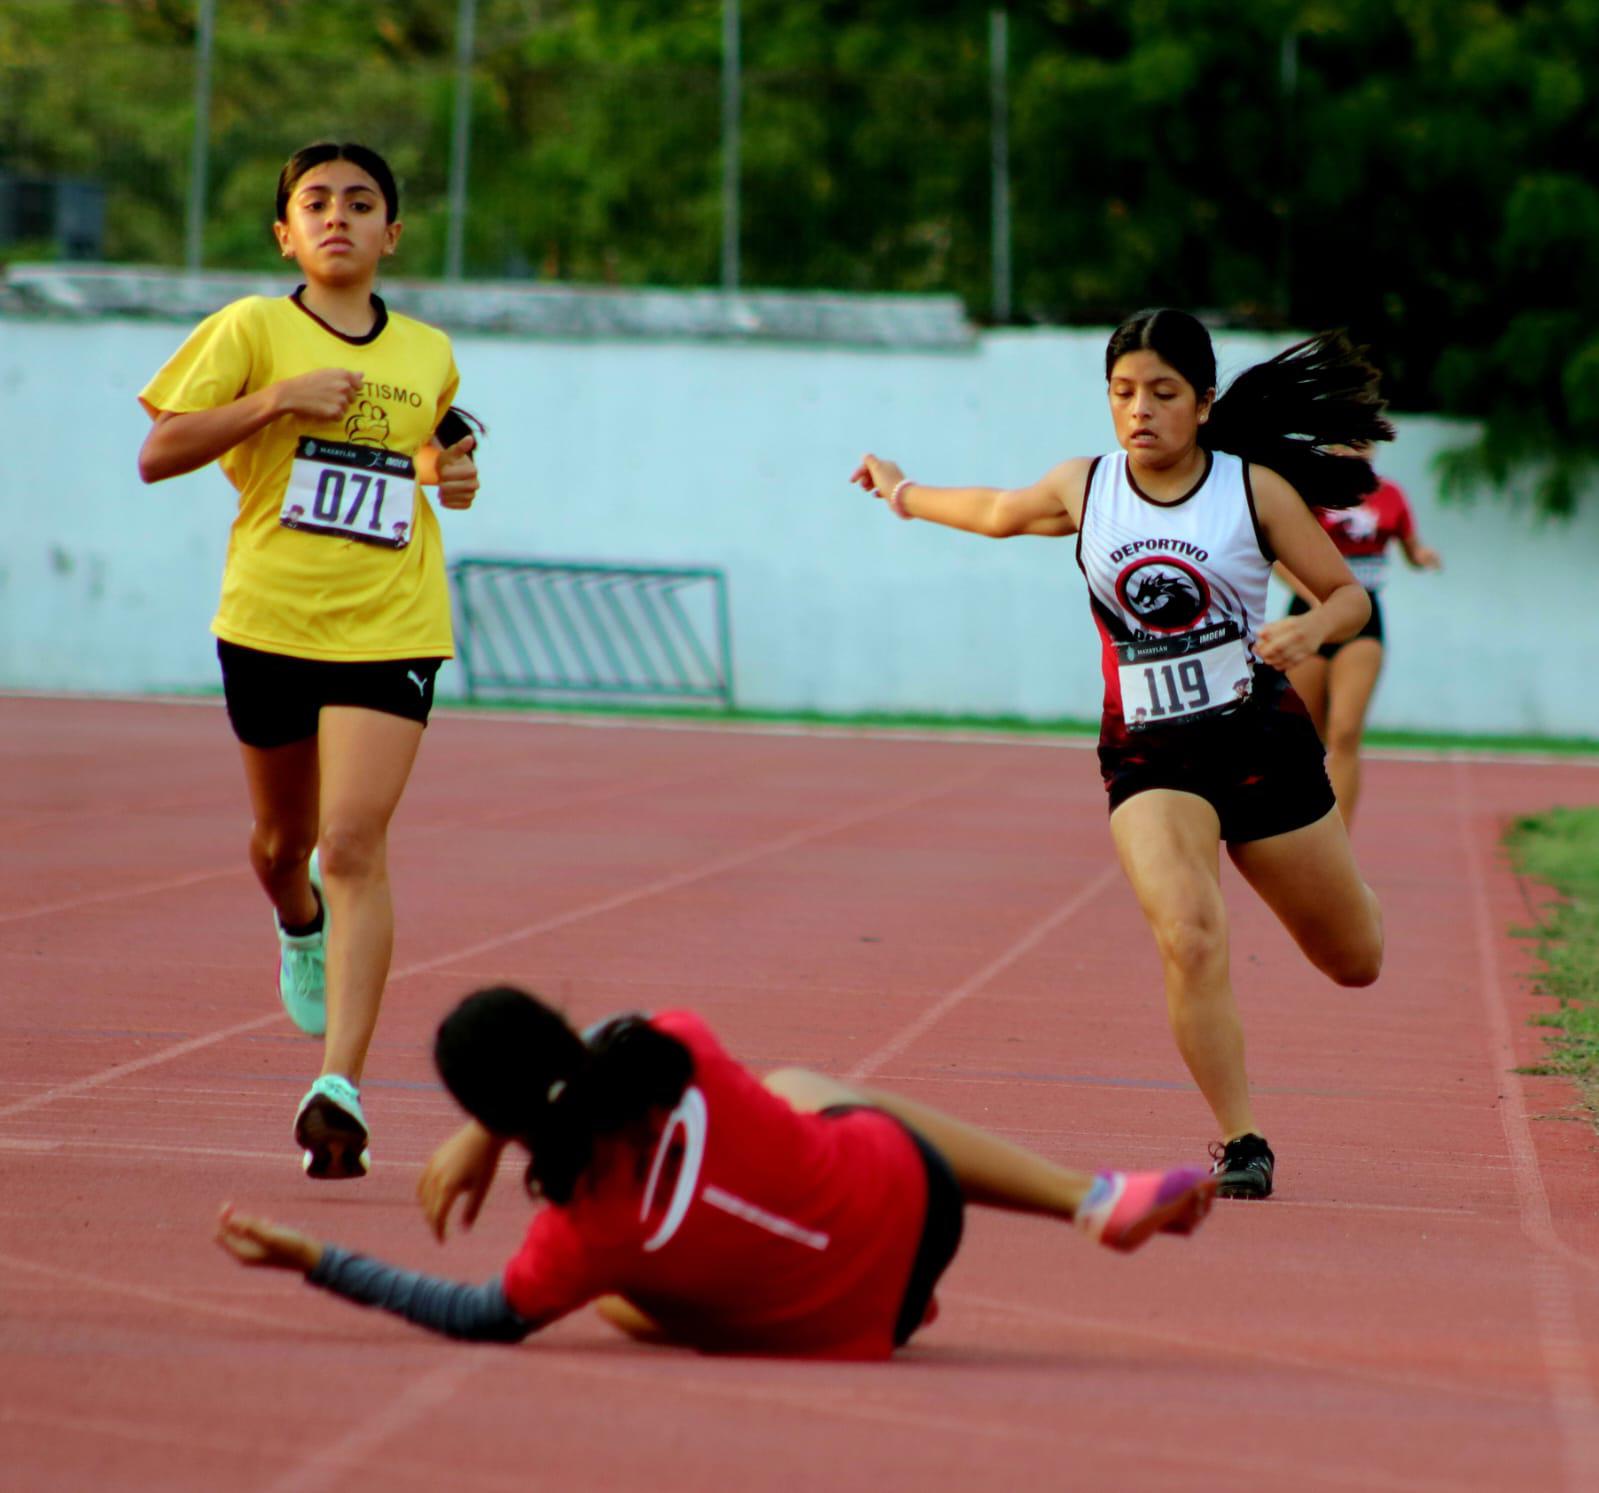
[1311,479,1414,590]
[501,1011,928,1360]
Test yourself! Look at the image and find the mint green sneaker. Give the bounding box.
[275,849,326,1037]
[294,1073,370,1180]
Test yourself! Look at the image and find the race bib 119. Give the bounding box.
[1116,619,1254,730]
[279,437,417,549]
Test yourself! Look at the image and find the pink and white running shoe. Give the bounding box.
[1074,1166,1218,1252]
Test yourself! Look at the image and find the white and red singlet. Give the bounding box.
[1076,449,1276,750]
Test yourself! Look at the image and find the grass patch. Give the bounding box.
[1505,807,1599,1120]
[438,697,1105,737]
[1365,726,1599,757]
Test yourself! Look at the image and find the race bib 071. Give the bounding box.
[279,437,417,549]
[1116,619,1254,730]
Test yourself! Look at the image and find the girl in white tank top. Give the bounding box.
[848,308,1391,1203]
[1077,447,1272,736]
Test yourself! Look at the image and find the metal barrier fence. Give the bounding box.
[449,557,733,709]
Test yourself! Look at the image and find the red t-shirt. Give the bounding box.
[500,1010,929,1360]
[1314,479,1414,588]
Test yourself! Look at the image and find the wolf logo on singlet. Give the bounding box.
[1076,450,1275,747]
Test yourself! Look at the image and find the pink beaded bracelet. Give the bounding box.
[887,477,915,520]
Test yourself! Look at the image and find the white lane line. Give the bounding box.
[0,1248,340,1335]
[0,761,997,1121]
[951,1289,1540,1415]
[0,767,732,923]
[0,863,244,927]
[386,760,999,982]
[1455,758,1599,1489]
[846,864,1121,1080]
[0,1406,534,1493]
[261,1356,494,1493]
[0,1013,282,1122]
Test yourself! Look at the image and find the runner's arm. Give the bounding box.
[414,435,479,509]
[1271,562,1319,606]
[137,368,363,482]
[1252,467,1369,666]
[1400,533,1443,569]
[849,455,1088,538]
[214,1204,540,1343]
[311,1247,539,1343]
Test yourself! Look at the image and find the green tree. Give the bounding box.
[3,0,1598,512]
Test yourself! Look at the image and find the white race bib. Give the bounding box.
[1343,553,1387,590]
[1116,619,1254,730]
[279,437,417,549]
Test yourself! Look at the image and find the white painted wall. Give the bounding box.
[2,314,1592,735]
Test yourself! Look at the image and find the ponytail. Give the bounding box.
[1107,309,1396,509]
[433,986,693,1207]
[1202,332,1395,508]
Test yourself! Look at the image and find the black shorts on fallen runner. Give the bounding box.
[217,639,445,750]
[1100,689,1335,845]
[1287,588,1384,659]
[821,1105,966,1347]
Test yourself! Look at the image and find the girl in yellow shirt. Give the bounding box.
[138,142,480,1181]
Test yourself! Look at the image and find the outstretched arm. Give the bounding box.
[214,1204,537,1344]
[849,454,1088,538]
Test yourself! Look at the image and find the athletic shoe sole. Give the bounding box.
[295,1092,370,1181]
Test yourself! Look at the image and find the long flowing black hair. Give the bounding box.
[1106,308,1396,508]
[433,986,694,1205]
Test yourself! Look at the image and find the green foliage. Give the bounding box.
[4,0,1599,511]
[1505,807,1599,1124]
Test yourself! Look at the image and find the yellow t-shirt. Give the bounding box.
[139,293,461,661]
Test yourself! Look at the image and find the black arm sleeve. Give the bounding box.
[308,1246,538,1344]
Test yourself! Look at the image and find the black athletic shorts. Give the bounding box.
[1287,587,1384,659]
[217,640,444,750]
[1100,685,1335,845]
[822,1105,966,1348]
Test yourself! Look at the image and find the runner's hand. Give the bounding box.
[849,453,905,500]
[215,1203,323,1274]
[418,1121,506,1243]
[1254,614,1324,671]
[435,434,479,511]
[272,369,364,421]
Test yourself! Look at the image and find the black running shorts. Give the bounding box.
[820,1104,966,1348]
[1287,587,1384,659]
[217,640,444,749]
[1100,692,1335,845]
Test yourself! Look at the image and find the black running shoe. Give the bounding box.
[1208,1133,1275,1199]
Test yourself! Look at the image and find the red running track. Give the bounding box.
[2,696,1598,1492]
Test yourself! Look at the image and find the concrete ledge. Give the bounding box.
[0,263,975,349]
